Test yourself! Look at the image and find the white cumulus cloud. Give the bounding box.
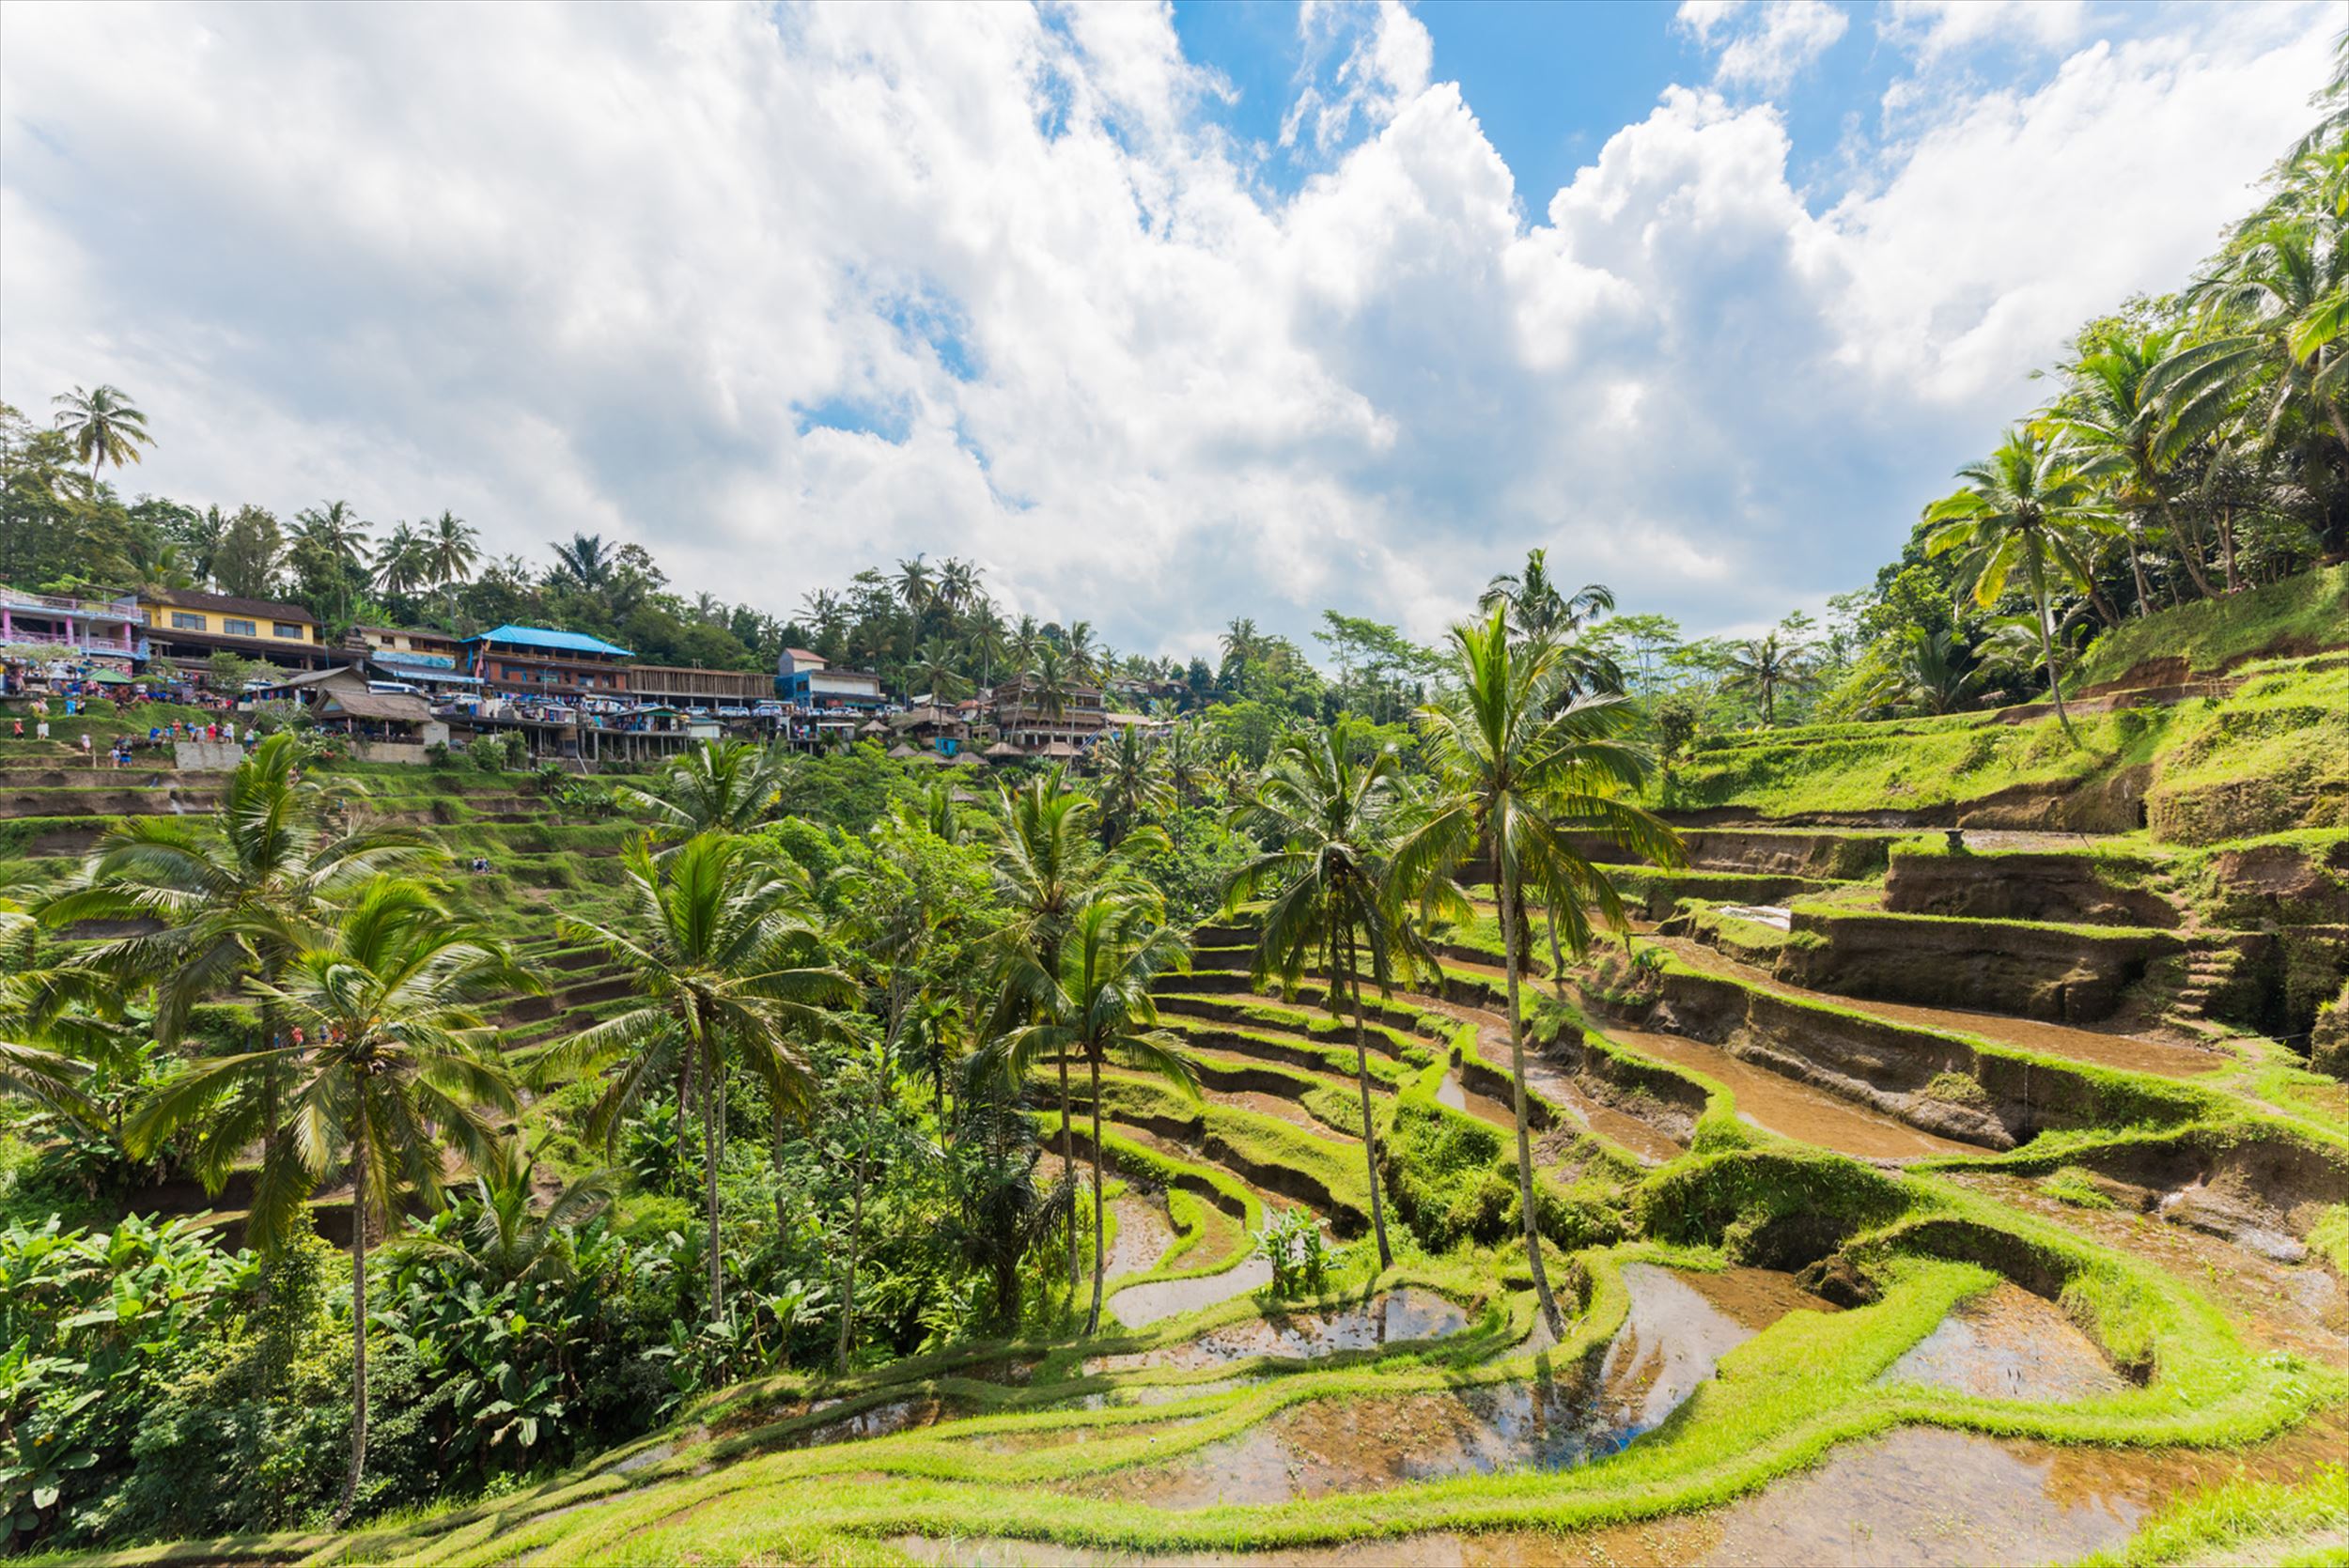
[0,0,2333,655]
[1675,0,1850,94]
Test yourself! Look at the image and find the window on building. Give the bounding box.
[170,612,205,630]
[272,622,304,639]
[224,618,257,637]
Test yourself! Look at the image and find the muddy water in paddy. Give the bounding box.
[1436,1067,1518,1133]
[1225,1089,1360,1142]
[1603,1023,1978,1161]
[1067,1265,1831,1508]
[1654,936,2225,1079]
[1407,992,1688,1165]
[1102,1193,1176,1282]
[1945,1169,2349,1366]
[898,1412,2349,1566]
[1086,1287,1471,1377]
[1877,1281,2124,1402]
[1109,1256,1277,1329]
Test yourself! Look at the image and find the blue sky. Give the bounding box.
[0,1,2335,658]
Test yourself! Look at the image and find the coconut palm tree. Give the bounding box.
[395,1141,618,1288]
[295,501,372,578]
[1095,724,1171,846]
[617,738,796,842]
[911,636,969,703]
[1393,609,1682,1338]
[2153,216,2349,464]
[0,904,99,1126]
[127,877,528,1524]
[984,769,1153,1296]
[289,501,374,628]
[1163,721,1210,805]
[2050,324,2206,608]
[965,600,1009,690]
[1028,644,1072,722]
[1923,429,2106,733]
[895,554,935,624]
[799,590,848,651]
[1885,627,1983,716]
[1223,725,1423,1269]
[1722,634,1812,728]
[0,1037,94,1125]
[427,510,481,625]
[537,834,855,1324]
[548,534,616,593]
[1220,616,1263,673]
[42,736,430,1230]
[374,521,433,602]
[51,384,154,489]
[1009,614,1044,676]
[1001,895,1195,1332]
[938,557,983,618]
[1479,549,1613,640]
[1063,621,1098,683]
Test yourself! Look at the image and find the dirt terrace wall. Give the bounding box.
[1154,990,1432,1050]
[1569,828,1893,879]
[2312,978,2348,1079]
[1883,847,2178,928]
[1652,967,2201,1149]
[173,740,249,771]
[1777,907,2184,1023]
[2200,839,2349,926]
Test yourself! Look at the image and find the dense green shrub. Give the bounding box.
[1380,1096,1513,1250]
[0,1214,253,1548]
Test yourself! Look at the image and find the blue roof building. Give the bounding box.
[464,624,636,700]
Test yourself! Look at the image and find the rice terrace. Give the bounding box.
[3,3,2349,1567]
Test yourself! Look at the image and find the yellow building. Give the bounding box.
[139,588,330,671]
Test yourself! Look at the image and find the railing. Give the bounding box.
[0,585,141,617]
[1,629,148,655]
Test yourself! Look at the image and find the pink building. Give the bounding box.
[0,582,145,660]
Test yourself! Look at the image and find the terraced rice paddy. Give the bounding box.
[13,726,2347,1568]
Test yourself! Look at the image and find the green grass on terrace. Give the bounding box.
[1661,657,2346,845]
[2071,562,2348,689]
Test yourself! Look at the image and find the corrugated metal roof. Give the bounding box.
[466,625,634,658]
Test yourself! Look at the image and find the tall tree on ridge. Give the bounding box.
[540,834,854,1327]
[1001,895,1195,1334]
[127,877,529,1525]
[1223,723,1423,1270]
[51,383,153,489]
[1395,609,1681,1339]
[1923,429,2106,734]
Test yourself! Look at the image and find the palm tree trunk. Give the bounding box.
[835,1137,867,1374]
[1498,875,1566,1340]
[1059,1052,1077,1307]
[772,1101,789,1234]
[703,1045,724,1327]
[1545,907,1565,996]
[1342,930,1392,1271]
[2217,509,2241,593]
[2167,505,2217,601]
[334,1103,369,1527]
[1085,1051,1106,1336]
[2035,590,2074,737]
[2123,531,2153,614]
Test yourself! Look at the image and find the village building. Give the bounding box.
[775,647,887,752]
[629,663,770,710]
[986,674,1107,756]
[463,625,634,700]
[0,582,146,665]
[246,664,447,761]
[886,702,971,758]
[138,587,331,671]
